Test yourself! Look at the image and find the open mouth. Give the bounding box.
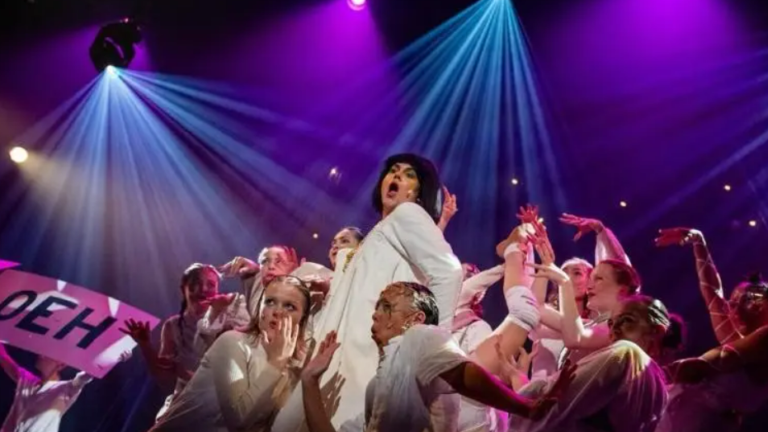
[386,182,399,197]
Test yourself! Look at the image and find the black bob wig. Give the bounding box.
[371,153,443,223]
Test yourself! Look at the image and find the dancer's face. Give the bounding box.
[262,247,297,286]
[259,279,307,342]
[587,263,627,314]
[371,284,425,347]
[184,268,219,314]
[608,299,663,358]
[35,355,64,378]
[380,163,420,217]
[729,284,768,335]
[328,229,362,269]
[563,262,591,299]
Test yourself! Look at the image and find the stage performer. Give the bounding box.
[149,275,313,432]
[300,282,576,432]
[655,228,768,432]
[271,153,464,431]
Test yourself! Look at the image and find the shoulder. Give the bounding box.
[161,315,182,337]
[592,340,656,374]
[293,262,333,279]
[404,324,453,347]
[209,330,250,352]
[389,202,434,224]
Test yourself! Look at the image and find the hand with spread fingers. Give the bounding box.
[119,319,151,346]
[560,213,605,241]
[262,316,300,370]
[219,256,260,278]
[301,331,341,382]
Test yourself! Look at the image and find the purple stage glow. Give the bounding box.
[348,0,367,11]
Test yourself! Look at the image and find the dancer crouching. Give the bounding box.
[150,275,312,432]
[301,282,575,432]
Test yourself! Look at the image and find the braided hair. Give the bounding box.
[178,263,220,348]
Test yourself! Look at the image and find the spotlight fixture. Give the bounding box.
[348,0,367,11]
[89,18,142,72]
[723,184,732,191]
[749,220,757,227]
[510,177,519,186]
[619,201,627,208]
[313,233,319,239]
[9,146,28,164]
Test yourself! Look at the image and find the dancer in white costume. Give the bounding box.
[300,282,576,432]
[654,228,768,432]
[506,294,673,432]
[150,276,313,432]
[203,246,333,341]
[529,213,636,372]
[120,263,222,420]
[271,154,464,432]
[0,344,129,432]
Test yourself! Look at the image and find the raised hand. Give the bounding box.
[530,360,577,420]
[529,221,555,266]
[219,256,259,278]
[119,319,151,346]
[527,262,570,286]
[516,204,539,224]
[560,213,605,241]
[655,228,703,248]
[301,331,340,382]
[441,186,458,221]
[200,293,236,316]
[118,350,133,363]
[262,316,300,369]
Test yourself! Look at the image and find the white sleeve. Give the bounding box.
[382,202,463,329]
[210,332,284,429]
[513,342,636,430]
[339,413,366,432]
[65,371,93,398]
[455,265,504,310]
[595,228,631,265]
[405,325,468,386]
[292,262,334,282]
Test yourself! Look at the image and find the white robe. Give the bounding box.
[150,331,295,432]
[272,202,464,432]
[509,340,667,432]
[1,371,92,432]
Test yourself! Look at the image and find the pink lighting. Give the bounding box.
[347,0,366,11]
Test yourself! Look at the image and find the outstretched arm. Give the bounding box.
[0,343,34,384]
[559,214,630,264]
[656,228,742,344]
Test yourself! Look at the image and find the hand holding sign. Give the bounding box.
[0,269,160,378]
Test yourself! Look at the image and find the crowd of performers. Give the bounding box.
[2,153,768,432]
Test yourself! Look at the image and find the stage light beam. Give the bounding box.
[9,146,28,164]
